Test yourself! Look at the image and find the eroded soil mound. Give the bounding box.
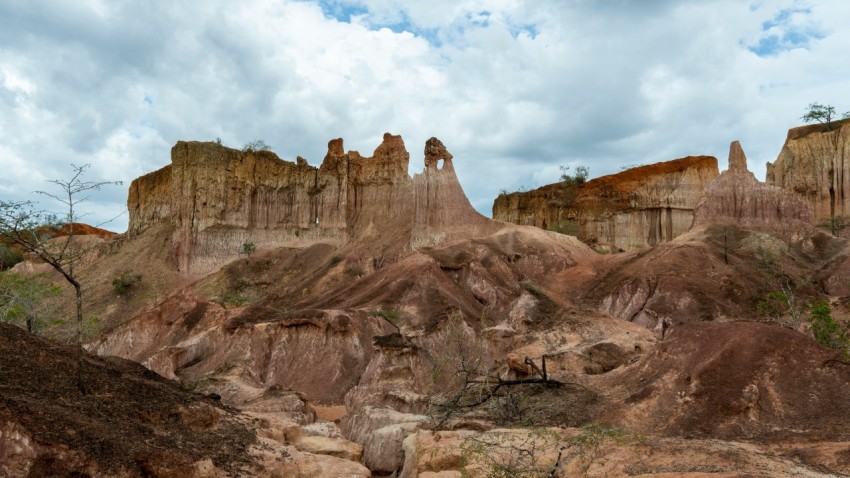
[604,321,850,440]
[0,322,261,476]
[560,224,848,332]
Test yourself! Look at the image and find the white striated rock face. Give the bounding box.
[767,120,850,233]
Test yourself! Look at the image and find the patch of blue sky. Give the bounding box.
[467,10,490,27]
[142,94,153,107]
[748,6,824,57]
[317,0,368,23]
[748,28,824,56]
[761,6,811,31]
[317,0,442,45]
[509,23,538,40]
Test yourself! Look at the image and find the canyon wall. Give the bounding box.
[766,119,850,233]
[694,141,813,238]
[493,156,719,250]
[128,134,499,274]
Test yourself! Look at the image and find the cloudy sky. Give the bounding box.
[1,0,849,231]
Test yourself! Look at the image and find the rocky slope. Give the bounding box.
[0,321,375,477]
[493,155,719,251]
[7,133,850,477]
[767,119,850,234]
[562,141,841,334]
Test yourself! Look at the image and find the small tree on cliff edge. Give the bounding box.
[0,164,121,394]
[801,103,850,130]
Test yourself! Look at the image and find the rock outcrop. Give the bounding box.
[129,134,500,274]
[767,119,850,233]
[493,156,719,251]
[694,141,813,239]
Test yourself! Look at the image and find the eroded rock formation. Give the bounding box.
[694,141,814,239]
[493,156,719,250]
[767,119,850,233]
[128,133,499,274]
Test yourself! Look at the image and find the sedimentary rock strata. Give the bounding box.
[694,141,814,239]
[493,155,719,250]
[128,134,500,274]
[767,119,850,233]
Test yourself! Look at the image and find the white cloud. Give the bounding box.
[0,0,849,228]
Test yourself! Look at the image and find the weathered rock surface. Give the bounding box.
[493,155,719,250]
[600,321,850,441]
[694,141,814,239]
[343,406,428,474]
[293,435,363,461]
[400,427,850,477]
[66,130,850,477]
[129,134,500,274]
[767,119,850,234]
[92,290,389,405]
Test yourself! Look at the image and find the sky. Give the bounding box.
[1,0,849,232]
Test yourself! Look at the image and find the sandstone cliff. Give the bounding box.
[767,119,850,234]
[694,141,813,239]
[128,134,500,274]
[492,156,719,251]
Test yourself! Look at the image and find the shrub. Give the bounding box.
[560,165,589,188]
[242,139,271,151]
[329,255,342,265]
[0,245,23,270]
[816,215,847,236]
[459,423,641,478]
[112,271,142,295]
[808,300,849,358]
[241,242,256,257]
[222,291,251,306]
[345,263,365,278]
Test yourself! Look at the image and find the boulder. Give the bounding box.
[294,450,372,477]
[343,406,429,473]
[294,436,363,462]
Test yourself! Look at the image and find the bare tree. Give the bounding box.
[424,312,565,429]
[0,164,120,393]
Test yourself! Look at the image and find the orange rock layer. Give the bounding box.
[493,156,719,250]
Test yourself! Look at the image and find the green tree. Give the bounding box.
[241,241,256,257]
[0,272,60,333]
[112,270,142,295]
[0,164,120,393]
[0,245,23,269]
[560,165,589,188]
[808,300,849,358]
[801,103,850,130]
